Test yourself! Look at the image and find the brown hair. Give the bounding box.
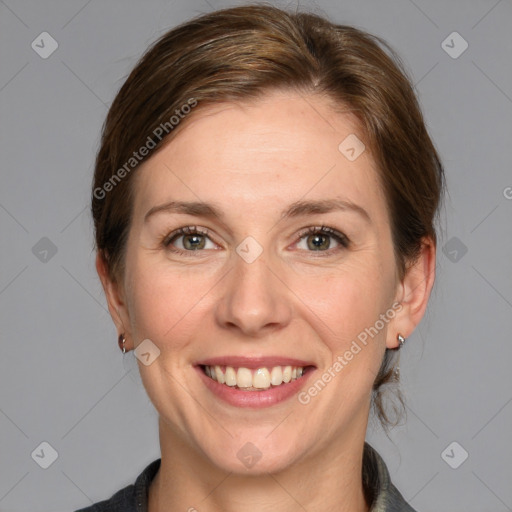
[92,4,444,428]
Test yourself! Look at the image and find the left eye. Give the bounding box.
[295,227,349,251]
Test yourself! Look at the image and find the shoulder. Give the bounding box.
[74,459,161,512]
[364,443,418,512]
[74,484,135,512]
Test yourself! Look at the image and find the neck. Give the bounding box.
[149,418,370,512]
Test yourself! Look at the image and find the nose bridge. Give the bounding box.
[215,246,292,336]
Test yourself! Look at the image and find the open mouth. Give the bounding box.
[199,364,315,391]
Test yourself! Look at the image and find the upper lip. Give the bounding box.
[196,356,316,369]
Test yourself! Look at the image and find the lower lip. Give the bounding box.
[196,366,315,408]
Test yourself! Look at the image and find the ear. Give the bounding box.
[96,252,132,347]
[387,237,436,349]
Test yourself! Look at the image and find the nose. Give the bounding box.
[215,251,293,338]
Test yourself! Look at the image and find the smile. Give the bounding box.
[195,356,316,407]
[201,365,311,390]
[195,357,316,408]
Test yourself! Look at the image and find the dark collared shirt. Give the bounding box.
[75,443,417,512]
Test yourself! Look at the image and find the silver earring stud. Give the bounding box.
[118,333,126,354]
[397,334,406,348]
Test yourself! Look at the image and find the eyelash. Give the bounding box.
[161,225,350,255]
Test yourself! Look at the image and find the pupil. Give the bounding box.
[308,234,329,250]
[184,234,205,250]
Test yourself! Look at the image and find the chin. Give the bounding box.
[199,431,306,475]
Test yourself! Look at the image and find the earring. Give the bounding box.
[394,360,400,380]
[397,334,406,348]
[118,333,126,354]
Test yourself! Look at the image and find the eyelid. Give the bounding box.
[295,225,350,248]
[162,226,219,248]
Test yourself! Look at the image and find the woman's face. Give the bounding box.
[108,90,409,473]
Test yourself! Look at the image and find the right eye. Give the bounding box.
[163,226,219,253]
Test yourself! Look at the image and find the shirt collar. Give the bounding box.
[363,442,417,511]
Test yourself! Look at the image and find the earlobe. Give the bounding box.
[95,252,130,339]
[387,238,436,349]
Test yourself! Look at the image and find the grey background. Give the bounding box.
[0,0,511,511]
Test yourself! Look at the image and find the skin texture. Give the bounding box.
[97,90,436,512]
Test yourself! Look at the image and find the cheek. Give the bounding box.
[125,256,218,347]
[289,260,395,397]
[294,262,392,344]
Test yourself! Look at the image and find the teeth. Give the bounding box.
[214,366,225,384]
[270,366,283,386]
[236,367,253,388]
[225,366,237,386]
[253,368,270,389]
[203,364,307,390]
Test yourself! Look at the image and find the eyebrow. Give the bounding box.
[283,198,371,223]
[144,198,371,223]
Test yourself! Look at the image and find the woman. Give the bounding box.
[78,4,444,511]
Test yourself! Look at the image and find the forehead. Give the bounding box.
[133,91,387,222]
